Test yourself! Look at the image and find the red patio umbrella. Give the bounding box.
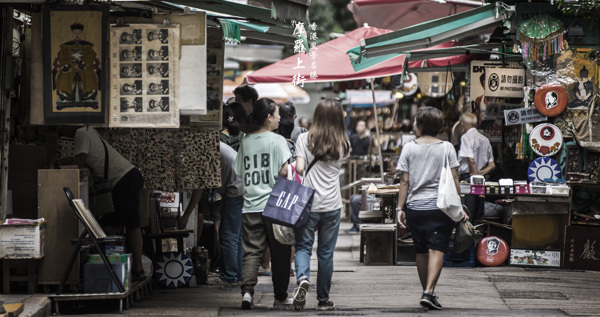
[348,0,480,31]
[247,26,405,84]
[247,26,481,84]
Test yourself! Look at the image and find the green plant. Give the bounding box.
[556,0,600,29]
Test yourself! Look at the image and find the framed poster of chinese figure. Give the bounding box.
[43,6,108,124]
[108,24,180,128]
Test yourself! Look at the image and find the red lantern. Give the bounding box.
[476,236,509,267]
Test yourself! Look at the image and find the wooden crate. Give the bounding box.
[360,224,396,266]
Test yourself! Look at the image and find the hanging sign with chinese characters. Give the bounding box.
[504,107,547,126]
[484,67,525,98]
[290,21,318,87]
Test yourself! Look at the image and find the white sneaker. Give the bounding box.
[272,297,293,309]
[293,279,309,310]
[241,292,254,310]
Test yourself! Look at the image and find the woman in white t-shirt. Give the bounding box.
[292,98,350,311]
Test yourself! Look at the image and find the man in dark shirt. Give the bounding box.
[350,119,370,155]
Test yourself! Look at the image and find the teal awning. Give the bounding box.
[165,0,300,44]
[347,2,514,72]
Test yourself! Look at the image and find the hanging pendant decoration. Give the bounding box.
[520,15,564,63]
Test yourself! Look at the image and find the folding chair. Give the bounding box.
[57,187,126,295]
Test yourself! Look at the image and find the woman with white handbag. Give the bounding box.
[395,107,468,311]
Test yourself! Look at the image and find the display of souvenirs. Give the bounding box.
[529,123,563,156]
[527,157,562,182]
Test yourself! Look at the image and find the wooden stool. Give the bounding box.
[2,259,39,294]
[359,224,397,265]
[146,230,192,259]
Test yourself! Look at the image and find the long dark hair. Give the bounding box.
[307,98,350,161]
[222,102,247,136]
[244,98,277,133]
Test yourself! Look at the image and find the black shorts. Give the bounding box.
[406,208,454,254]
[104,168,144,229]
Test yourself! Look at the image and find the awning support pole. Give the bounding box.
[370,78,385,182]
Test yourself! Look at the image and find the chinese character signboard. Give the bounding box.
[484,67,525,98]
[43,6,108,124]
[564,225,600,271]
[504,107,547,125]
[108,24,180,128]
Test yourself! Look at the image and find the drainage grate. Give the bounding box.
[490,275,559,283]
[499,290,567,300]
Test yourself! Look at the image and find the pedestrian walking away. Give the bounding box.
[292,98,350,311]
[395,106,468,311]
[233,98,293,310]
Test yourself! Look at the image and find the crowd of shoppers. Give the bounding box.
[71,83,492,313]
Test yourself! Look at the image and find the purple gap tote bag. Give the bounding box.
[262,159,318,229]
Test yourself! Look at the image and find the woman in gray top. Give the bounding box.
[396,107,468,311]
[292,98,350,311]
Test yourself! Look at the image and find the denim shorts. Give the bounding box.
[405,208,454,254]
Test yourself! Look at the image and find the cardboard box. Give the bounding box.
[470,185,485,195]
[485,183,499,195]
[84,262,127,293]
[0,221,46,259]
[499,185,514,195]
[514,182,529,194]
[88,254,131,290]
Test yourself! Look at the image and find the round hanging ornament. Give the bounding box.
[534,85,567,117]
[476,236,509,266]
[529,123,563,157]
[519,15,564,63]
[401,72,418,96]
[153,252,194,288]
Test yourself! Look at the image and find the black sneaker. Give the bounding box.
[316,300,335,311]
[420,293,442,310]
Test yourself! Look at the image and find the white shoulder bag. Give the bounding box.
[436,142,464,222]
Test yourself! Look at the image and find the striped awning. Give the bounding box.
[347,2,515,71]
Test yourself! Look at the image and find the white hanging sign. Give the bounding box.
[485,68,525,98]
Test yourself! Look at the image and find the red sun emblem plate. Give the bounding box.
[529,123,563,157]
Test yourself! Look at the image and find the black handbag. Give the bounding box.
[89,137,115,218]
[453,205,482,253]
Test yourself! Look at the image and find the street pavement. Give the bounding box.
[3,221,600,316]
